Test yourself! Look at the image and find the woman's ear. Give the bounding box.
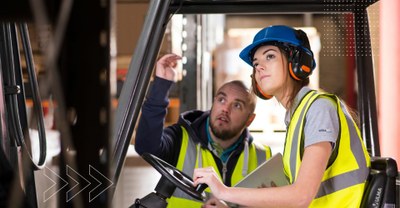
[246,113,256,127]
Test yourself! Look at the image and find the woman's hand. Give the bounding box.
[202,197,230,208]
[193,167,228,199]
[155,53,181,82]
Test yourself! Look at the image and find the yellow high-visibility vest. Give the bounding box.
[167,126,271,208]
[283,91,370,207]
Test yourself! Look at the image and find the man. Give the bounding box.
[135,53,271,207]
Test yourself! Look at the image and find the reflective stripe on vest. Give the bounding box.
[167,126,271,207]
[283,91,370,207]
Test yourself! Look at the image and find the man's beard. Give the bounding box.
[209,120,244,141]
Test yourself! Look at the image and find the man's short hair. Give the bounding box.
[218,80,257,113]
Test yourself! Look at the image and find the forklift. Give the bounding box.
[0,0,398,207]
[113,1,399,208]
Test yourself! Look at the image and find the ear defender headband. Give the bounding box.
[239,25,316,99]
[250,73,273,100]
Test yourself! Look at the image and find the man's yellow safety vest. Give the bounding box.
[167,126,271,208]
[283,91,370,207]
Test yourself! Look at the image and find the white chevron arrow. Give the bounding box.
[43,166,68,202]
[88,165,114,202]
[66,165,91,202]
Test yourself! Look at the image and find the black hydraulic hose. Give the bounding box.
[1,26,39,207]
[9,23,27,147]
[18,23,47,169]
[0,22,46,170]
[1,23,24,149]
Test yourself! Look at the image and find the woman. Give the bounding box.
[194,25,370,208]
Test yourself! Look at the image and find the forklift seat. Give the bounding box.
[360,157,398,208]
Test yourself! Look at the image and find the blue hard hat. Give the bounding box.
[239,25,314,67]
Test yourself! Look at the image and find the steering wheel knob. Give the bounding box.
[195,183,208,193]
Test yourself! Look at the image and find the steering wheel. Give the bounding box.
[141,153,207,201]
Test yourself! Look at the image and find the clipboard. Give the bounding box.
[234,153,289,188]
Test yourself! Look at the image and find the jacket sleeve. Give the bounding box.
[134,77,181,163]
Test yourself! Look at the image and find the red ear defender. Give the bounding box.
[289,62,301,81]
[251,74,273,100]
[288,48,314,81]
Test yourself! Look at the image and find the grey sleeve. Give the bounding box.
[304,97,339,148]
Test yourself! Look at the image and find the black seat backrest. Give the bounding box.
[360,157,398,208]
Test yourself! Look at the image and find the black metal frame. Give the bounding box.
[168,0,377,14]
[2,0,114,207]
